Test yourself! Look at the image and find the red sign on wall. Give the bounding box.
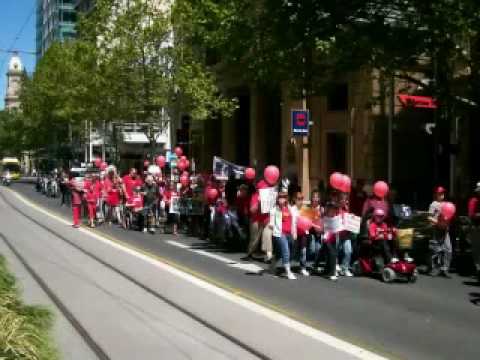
[398,94,438,109]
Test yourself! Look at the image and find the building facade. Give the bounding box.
[36,0,77,59]
[4,54,24,110]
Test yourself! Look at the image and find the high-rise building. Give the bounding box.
[4,54,24,110]
[75,0,95,14]
[36,0,77,60]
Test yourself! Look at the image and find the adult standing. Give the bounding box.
[428,186,452,277]
[242,180,272,262]
[141,175,159,233]
[123,168,142,202]
[69,176,83,228]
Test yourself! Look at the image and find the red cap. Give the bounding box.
[434,186,446,194]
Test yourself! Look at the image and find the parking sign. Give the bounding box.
[291,110,310,136]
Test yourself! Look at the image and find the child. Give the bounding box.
[269,191,297,280]
[368,208,399,264]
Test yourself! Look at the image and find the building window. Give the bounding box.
[327,83,349,111]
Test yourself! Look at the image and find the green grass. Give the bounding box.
[0,255,59,360]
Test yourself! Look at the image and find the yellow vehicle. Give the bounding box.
[1,157,21,180]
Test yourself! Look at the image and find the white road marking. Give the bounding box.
[168,240,236,264]
[168,240,264,272]
[8,189,388,360]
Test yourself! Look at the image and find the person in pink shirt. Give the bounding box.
[468,183,480,226]
[68,176,84,228]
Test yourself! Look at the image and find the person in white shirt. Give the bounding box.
[268,191,297,279]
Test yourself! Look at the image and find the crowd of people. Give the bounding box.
[34,154,480,282]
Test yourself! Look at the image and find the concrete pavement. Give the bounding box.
[0,184,385,360]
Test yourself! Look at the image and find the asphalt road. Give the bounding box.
[6,183,480,360]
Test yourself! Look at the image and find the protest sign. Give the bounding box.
[259,188,278,214]
[343,213,361,234]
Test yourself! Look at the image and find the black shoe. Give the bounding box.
[439,271,451,278]
[263,259,272,265]
[241,255,252,261]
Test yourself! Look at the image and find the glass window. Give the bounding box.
[327,83,349,111]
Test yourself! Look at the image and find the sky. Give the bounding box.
[0,0,36,110]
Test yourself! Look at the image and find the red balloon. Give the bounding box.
[174,146,183,157]
[143,160,150,168]
[441,202,456,221]
[156,155,166,168]
[180,174,190,187]
[245,167,256,181]
[207,188,219,201]
[185,159,190,170]
[177,159,187,171]
[94,157,102,168]
[341,175,352,193]
[373,181,389,198]
[100,162,108,171]
[180,155,187,161]
[297,216,313,234]
[264,165,280,186]
[329,172,344,191]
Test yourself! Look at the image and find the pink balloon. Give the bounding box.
[441,202,456,221]
[180,155,187,161]
[245,167,256,181]
[100,162,108,171]
[373,181,389,198]
[264,165,280,186]
[174,146,183,157]
[177,159,187,171]
[143,160,150,168]
[156,155,166,168]
[185,159,190,170]
[94,157,102,168]
[180,174,190,187]
[297,216,313,234]
[329,172,344,191]
[341,175,351,193]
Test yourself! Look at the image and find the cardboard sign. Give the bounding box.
[169,196,180,214]
[343,213,361,234]
[259,188,278,214]
[323,215,344,233]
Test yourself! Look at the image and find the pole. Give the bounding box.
[84,119,88,165]
[388,73,394,184]
[89,120,93,163]
[301,89,310,200]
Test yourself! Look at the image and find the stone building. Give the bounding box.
[4,54,24,110]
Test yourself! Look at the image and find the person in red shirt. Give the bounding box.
[68,176,84,228]
[122,168,142,202]
[368,208,398,265]
[468,183,480,226]
[83,174,98,228]
[242,180,272,262]
[268,191,297,279]
[104,170,122,225]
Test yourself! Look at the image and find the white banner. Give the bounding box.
[324,215,344,233]
[259,188,278,214]
[343,213,361,234]
[169,196,180,214]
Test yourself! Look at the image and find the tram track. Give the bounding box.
[0,190,269,360]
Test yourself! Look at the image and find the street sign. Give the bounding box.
[291,110,310,136]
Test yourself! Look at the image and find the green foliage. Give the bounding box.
[0,256,58,360]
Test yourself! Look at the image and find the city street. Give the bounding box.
[2,182,479,360]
